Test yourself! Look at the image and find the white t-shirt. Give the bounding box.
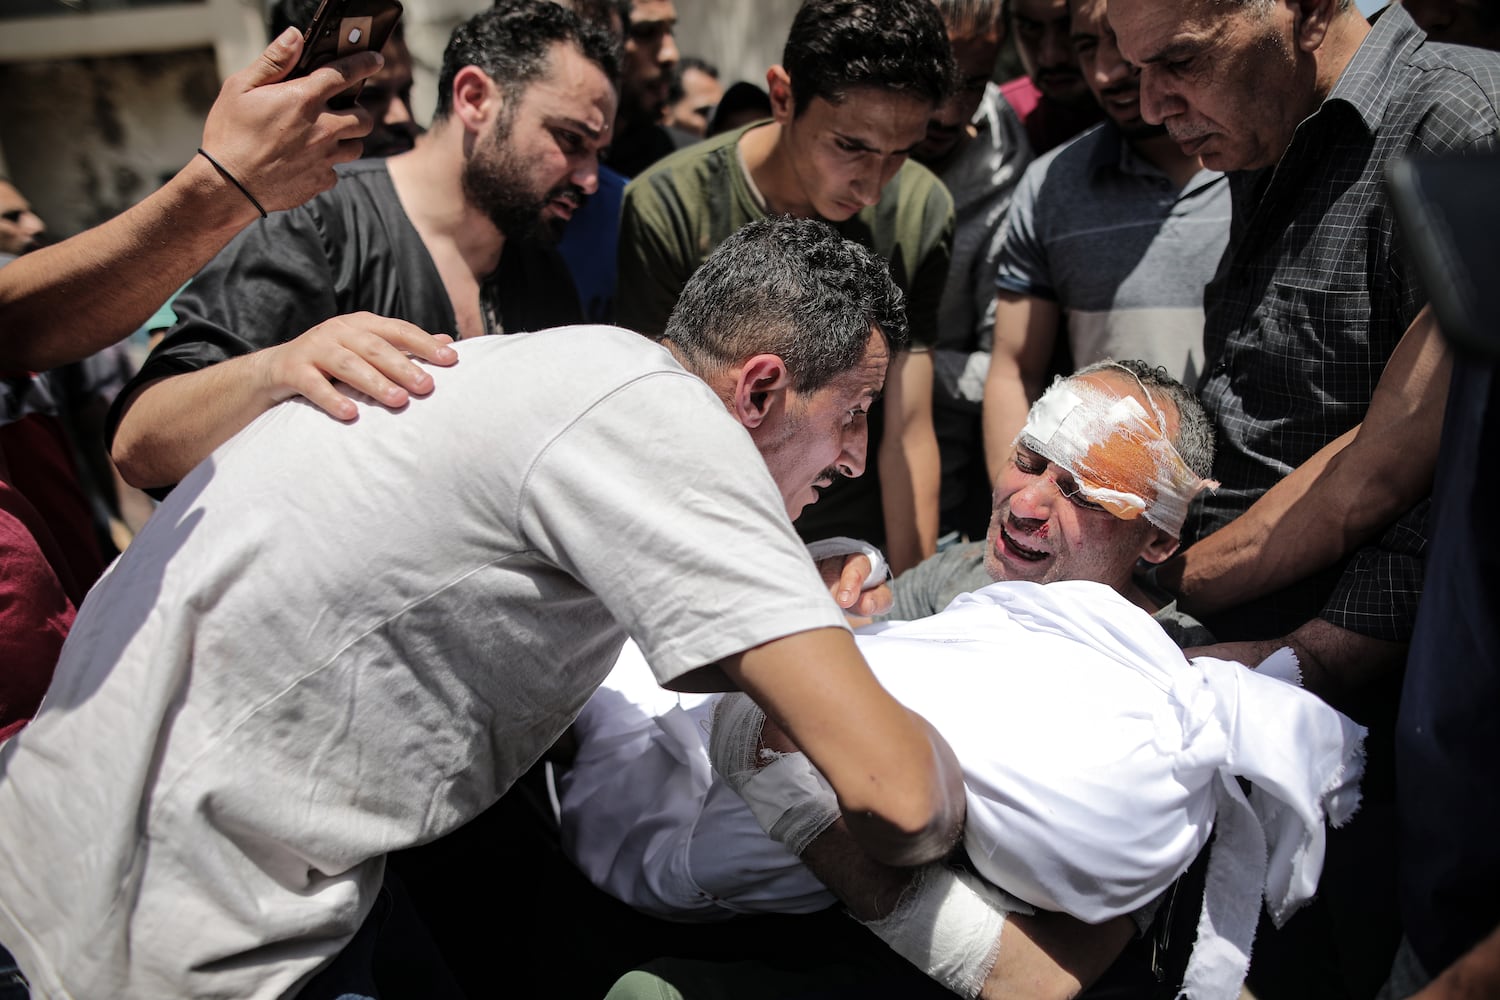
[0,327,846,999]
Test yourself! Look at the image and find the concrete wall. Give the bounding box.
[675,0,800,91]
[0,0,802,239]
[0,50,220,237]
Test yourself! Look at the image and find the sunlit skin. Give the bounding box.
[622,0,680,125]
[914,26,1003,167]
[1109,0,1363,171]
[755,328,890,519]
[744,75,933,222]
[984,372,1179,601]
[1012,0,1093,106]
[0,181,46,257]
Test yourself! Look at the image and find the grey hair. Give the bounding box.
[1073,358,1216,480]
[663,216,909,393]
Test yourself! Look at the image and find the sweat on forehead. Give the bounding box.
[1017,375,1215,536]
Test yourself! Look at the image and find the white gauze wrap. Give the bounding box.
[708,694,841,856]
[864,864,1031,999]
[708,694,1028,999]
[1018,376,1218,537]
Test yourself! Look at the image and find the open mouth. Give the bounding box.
[1001,525,1049,563]
[546,193,583,221]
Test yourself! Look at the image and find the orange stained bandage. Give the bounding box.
[1017,375,1217,536]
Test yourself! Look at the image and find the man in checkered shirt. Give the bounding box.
[1106,0,1497,669]
[1106,0,1498,995]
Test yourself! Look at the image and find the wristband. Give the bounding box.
[197,147,268,219]
[863,864,1028,998]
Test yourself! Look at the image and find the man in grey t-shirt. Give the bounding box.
[980,0,1229,485]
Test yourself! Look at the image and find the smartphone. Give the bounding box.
[292,0,404,109]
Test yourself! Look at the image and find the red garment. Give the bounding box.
[999,75,1107,155]
[0,392,106,738]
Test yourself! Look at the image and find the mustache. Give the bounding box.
[815,466,844,487]
[1167,120,1214,142]
[546,183,587,209]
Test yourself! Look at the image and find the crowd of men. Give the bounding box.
[0,0,1497,997]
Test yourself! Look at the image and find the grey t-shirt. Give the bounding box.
[994,123,1231,387]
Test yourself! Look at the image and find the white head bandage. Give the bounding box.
[1017,374,1217,537]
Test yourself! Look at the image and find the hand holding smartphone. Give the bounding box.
[291,0,405,109]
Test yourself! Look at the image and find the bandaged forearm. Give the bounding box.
[708,693,840,855]
[863,863,1026,999]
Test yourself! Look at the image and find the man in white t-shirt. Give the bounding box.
[580,362,1362,1000]
[0,217,966,1000]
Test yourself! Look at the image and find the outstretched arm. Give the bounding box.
[112,314,457,489]
[1158,306,1448,615]
[879,349,941,575]
[982,292,1060,488]
[0,28,381,373]
[1187,616,1407,705]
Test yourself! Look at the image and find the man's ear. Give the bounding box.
[1138,527,1180,567]
[766,65,796,125]
[451,65,501,135]
[731,354,791,430]
[1290,0,1339,52]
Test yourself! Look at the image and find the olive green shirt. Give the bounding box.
[616,124,955,547]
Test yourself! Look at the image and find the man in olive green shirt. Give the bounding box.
[616,0,957,574]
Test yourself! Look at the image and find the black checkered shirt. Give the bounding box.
[1189,4,1500,640]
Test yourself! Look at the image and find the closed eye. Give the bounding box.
[1057,478,1106,512]
[1013,452,1046,475]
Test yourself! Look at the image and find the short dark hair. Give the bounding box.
[550,0,626,38]
[435,1,620,121]
[669,56,720,103]
[1073,359,1216,481]
[782,0,956,116]
[664,216,909,393]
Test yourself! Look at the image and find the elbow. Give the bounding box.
[109,381,179,490]
[110,415,171,491]
[111,437,160,491]
[874,801,965,869]
[853,753,967,867]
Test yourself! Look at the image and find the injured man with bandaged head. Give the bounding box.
[558,361,1366,1000]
